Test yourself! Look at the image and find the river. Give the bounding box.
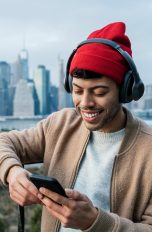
[0,115,152,131]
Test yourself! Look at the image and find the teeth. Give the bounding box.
[83,112,99,118]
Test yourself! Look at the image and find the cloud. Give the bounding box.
[0,0,152,86]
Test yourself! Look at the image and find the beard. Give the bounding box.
[77,101,121,132]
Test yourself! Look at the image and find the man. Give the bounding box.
[0,22,152,231]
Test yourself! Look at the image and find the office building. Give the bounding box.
[13,79,35,116]
[0,62,11,115]
[34,65,51,115]
[11,49,29,86]
[27,79,40,115]
[19,49,29,80]
[50,85,58,112]
[58,58,73,110]
[58,58,66,109]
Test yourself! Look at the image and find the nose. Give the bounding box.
[80,92,95,108]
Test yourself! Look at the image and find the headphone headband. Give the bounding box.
[65,38,144,103]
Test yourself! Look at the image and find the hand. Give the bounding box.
[38,188,98,230]
[7,166,41,206]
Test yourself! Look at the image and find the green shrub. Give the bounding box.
[30,205,42,232]
[0,219,5,232]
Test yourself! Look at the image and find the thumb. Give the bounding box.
[65,189,93,205]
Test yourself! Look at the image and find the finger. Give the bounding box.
[45,204,67,225]
[40,196,75,228]
[9,172,39,198]
[65,189,79,199]
[10,181,41,204]
[65,189,93,205]
[39,188,69,206]
[38,193,66,214]
[10,195,26,206]
[18,177,39,197]
[46,206,70,227]
[10,188,35,206]
[10,188,25,203]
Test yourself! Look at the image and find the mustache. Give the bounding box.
[78,106,104,111]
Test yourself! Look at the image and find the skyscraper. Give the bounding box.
[58,57,67,110]
[13,79,35,117]
[58,57,73,110]
[19,49,29,81]
[10,48,36,116]
[34,65,51,115]
[0,62,11,115]
[50,85,58,113]
[11,49,29,86]
[27,79,40,115]
[0,61,11,85]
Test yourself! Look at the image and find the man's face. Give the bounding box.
[72,76,124,132]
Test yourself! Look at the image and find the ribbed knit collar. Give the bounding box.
[91,128,125,144]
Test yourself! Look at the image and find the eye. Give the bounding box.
[74,90,83,95]
[94,90,107,96]
[73,88,83,95]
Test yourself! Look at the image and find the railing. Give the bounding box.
[18,161,43,232]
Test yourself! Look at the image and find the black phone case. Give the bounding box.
[29,174,67,197]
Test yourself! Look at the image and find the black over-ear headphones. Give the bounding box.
[64,38,144,103]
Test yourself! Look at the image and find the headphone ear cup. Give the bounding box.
[64,74,71,93]
[64,74,73,93]
[64,49,77,93]
[67,75,73,93]
[119,71,134,103]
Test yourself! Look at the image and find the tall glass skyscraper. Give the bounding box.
[58,57,73,110]
[19,49,29,81]
[0,62,11,115]
[34,65,51,115]
[58,57,66,110]
[13,79,35,117]
[11,49,29,87]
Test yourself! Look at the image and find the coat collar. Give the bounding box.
[81,107,140,155]
[118,107,140,155]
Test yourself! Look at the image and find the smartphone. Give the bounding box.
[29,174,67,197]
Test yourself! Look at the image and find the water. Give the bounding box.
[144,119,152,126]
[0,116,45,131]
[0,116,152,131]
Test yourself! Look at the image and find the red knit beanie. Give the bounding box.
[69,22,132,85]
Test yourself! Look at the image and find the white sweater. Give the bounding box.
[60,129,125,231]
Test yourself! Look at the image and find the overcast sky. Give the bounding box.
[0,0,152,86]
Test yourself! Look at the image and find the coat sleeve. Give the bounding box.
[83,200,152,232]
[0,115,53,184]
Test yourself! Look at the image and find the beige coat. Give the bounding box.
[0,108,152,231]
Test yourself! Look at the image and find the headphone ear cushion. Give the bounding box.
[64,75,70,93]
[119,71,134,103]
[64,74,73,93]
[64,49,77,93]
[68,75,73,93]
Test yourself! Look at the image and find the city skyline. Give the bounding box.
[0,0,151,87]
[0,46,73,117]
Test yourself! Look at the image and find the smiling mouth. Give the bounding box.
[83,112,100,118]
[80,109,103,121]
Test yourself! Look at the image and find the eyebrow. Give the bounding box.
[72,83,109,90]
